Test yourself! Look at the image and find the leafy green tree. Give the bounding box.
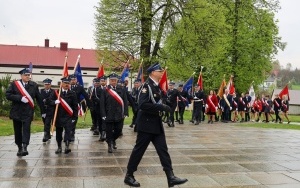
[94,0,187,67]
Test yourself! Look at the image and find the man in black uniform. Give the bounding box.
[90,78,100,135]
[124,62,188,187]
[166,82,181,127]
[177,84,189,124]
[50,77,78,154]
[129,79,141,131]
[6,68,45,156]
[69,74,91,141]
[100,73,128,153]
[87,79,96,132]
[192,85,205,125]
[40,78,55,142]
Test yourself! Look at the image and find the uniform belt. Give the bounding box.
[194,100,202,102]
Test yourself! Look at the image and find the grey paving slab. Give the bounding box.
[1,122,300,187]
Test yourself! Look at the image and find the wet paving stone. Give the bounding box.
[1,124,300,187]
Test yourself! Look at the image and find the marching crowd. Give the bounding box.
[4,62,291,187]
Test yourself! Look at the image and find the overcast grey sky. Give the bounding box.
[0,0,298,69]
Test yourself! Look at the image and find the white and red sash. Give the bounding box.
[240,97,245,106]
[208,95,216,109]
[274,99,280,107]
[14,80,34,109]
[223,94,231,107]
[55,90,73,116]
[106,87,124,115]
[233,100,237,107]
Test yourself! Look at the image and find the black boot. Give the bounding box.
[99,131,106,141]
[55,141,62,154]
[179,119,184,124]
[112,141,117,149]
[124,173,140,187]
[108,142,113,153]
[17,145,23,156]
[22,144,28,156]
[42,132,50,142]
[65,141,71,154]
[165,171,188,187]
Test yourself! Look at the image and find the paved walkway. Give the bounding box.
[1,122,300,188]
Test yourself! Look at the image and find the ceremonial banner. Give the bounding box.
[159,70,168,94]
[279,85,290,100]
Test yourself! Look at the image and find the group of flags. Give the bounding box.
[28,57,290,112]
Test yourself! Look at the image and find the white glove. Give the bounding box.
[230,107,232,110]
[124,116,128,118]
[21,96,28,103]
[42,114,46,118]
[71,120,75,123]
[55,100,60,104]
[102,117,106,120]
[244,108,246,111]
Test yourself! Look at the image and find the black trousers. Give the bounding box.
[90,108,97,129]
[106,121,123,144]
[13,119,31,146]
[167,103,177,123]
[42,115,53,133]
[193,102,202,122]
[178,106,185,121]
[274,109,282,122]
[71,117,78,135]
[56,123,72,143]
[127,131,173,173]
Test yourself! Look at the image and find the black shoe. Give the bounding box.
[55,147,62,154]
[288,121,291,124]
[108,145,113,153]
[167,121,172,127]
[99,131,106,141]
[165,171,188,187]
[112,141,117,149]
[194,121,199,125]
[208,120,211,124]
[22,144,28,156]
[17,145,23,156]
[175,120,179,122]
[179,120,183,124]
[64,141,71,154]
[129,124,133,128]
[124,174,140,187]
[93,130,100,135]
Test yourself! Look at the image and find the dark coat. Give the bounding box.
[178,90,189,107]
[100,85,128,122]
[136,78,167,134]
[6,80,44,121]
[91,86,104,113]
[49,89,78,127]
[40,88,56,116]
[70,83,91,108]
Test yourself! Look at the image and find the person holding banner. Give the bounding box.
[69,74,91,141]
[50,77,78,154]
[273,94,282,123]
[100,73,128,153]
[6,68,45,156]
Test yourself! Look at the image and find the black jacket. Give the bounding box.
[100,85,128,122]
[70,83,91,108]
[40,88,56,116]
[6,80,44,121]
[49,89,78,127]
[136,78,168,134]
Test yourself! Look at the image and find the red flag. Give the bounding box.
[97,64,105,78]
[62,61,68,77]
[226,75,235,95]
[279,85,289,100]
[197,71,203,90]
[159,70,168,94]
[229,83,235,95]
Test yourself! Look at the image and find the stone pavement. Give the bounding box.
[1,122,300,188]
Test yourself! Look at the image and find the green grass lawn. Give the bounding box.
[1,109,299,136]
[292,85,300,90]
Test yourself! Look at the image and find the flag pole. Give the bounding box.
[73,54,81,72]
[51,52,68,135]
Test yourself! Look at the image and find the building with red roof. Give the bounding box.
[0,39,134,88]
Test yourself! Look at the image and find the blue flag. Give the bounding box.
[121,64,130,82]
[182,76,194,106]
[183,76,194,93]
[74,62,85,101]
